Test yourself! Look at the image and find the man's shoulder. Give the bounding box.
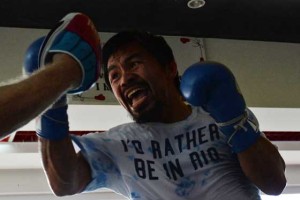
[108,121,140,133]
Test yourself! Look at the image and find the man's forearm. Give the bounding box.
[238,136,286,195]
[40,137,91,196]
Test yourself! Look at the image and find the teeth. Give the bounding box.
[127,88,142,99]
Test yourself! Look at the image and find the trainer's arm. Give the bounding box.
[0,54,81,138]
[238,136,286,195]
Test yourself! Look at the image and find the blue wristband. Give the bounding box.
[36,105,69,140]
[218,109,261,153]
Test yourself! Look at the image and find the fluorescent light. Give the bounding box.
[187,0,206,9]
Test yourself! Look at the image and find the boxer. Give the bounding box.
[33,18,286,200]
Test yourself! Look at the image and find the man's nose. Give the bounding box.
[120,70,135,87]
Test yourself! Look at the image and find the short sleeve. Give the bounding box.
[71,133,126,193]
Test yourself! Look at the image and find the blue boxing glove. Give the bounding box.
[35,96,69,141]
[24,37,69,140]
[23,36,45,75]
[180,61,261,153]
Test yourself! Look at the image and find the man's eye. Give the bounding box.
[132,61,139,67]
[109,72,120,83]
[130,61,141,68]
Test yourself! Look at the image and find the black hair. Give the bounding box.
[102,30,180,90]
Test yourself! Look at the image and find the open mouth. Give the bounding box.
[126,86,150,111]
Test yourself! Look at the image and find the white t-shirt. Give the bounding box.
[72,106,261,200]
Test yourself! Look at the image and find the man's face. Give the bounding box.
[107,42,173,123]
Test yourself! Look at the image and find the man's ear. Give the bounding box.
[166,60,178,79]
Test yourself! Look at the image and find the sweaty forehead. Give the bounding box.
[107,42,145,65]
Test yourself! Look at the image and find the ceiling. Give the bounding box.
[1,0,300,43]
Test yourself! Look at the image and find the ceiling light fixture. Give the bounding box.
[187,0,206,9]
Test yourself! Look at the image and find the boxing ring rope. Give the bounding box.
[1,106,300,142]
[1,130,300,142]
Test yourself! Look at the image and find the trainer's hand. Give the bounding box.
[38,13,102,94]
[180,61,261,153]
[23,36,82,90]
